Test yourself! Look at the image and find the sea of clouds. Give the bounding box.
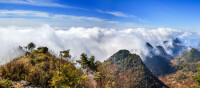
[0,24,200,64]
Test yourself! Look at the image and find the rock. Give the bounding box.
[20,80,30,86]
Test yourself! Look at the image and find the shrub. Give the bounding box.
[0,48,93,87]
[0,79,13,88]
[50,63,88,88]
[177,74,187,81]
[37,47,48,53]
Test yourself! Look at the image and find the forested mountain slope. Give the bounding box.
[103,50,168,88]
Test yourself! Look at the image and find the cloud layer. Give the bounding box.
[0,10,125,28]
[0,10,107,22]
[0,25,200,64]
[0,0,82,9]
[97,9,135,17]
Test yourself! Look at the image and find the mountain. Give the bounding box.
[171,38,184,56]
[0,44,168,88]
[144,38,184,76]
[103,50,168,88]
[144,41,200,87]
[159,48,200,87]
[181,48,200,62]
[1,41,198,88]
[144,43,173,76]
[164,38,184,56]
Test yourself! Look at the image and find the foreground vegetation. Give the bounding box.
[4,42,200,88]
[0,43,95,88]
[0,42,169,88]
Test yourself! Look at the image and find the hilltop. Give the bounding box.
[0,46,93,88]
[102,50,168,88]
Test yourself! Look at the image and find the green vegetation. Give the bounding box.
[50,63,88,87]
[60,50,71,61]
[0,43,168,88]
[176,74,187,81]
[181,48,200,62]
[77,53,98,73]
[193,74,200,85]
[193,63,200,86]
[101,50,168,88]
[0,79,13,88]
[26,42,36,52]
[0,43,91,87]
[158,48,200,88]
[173,63,198,73]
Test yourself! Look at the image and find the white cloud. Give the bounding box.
[0,10,125,28]
[97,9,149,22]
[0,10,50,18]
[0,25,200,65]
[105,11,134,17]
[0,10,115,22]
[0,17,133,29]
[52,14,106,22]
[97,9,135,17]
[0,0,85,10]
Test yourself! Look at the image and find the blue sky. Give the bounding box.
[0,0,200,31]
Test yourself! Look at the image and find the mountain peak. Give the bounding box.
[114,49,130,55]
[104,50,168,88]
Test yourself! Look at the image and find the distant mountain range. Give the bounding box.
[144,38,184,76]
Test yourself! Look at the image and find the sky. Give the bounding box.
[0,0,200,31]
[1,0,200,63]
